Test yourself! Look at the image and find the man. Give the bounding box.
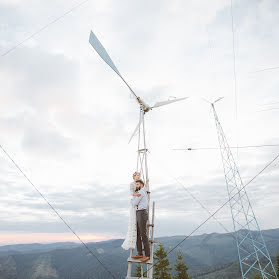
[131,179,150,262]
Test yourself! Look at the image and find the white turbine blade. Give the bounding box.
[151,97,188,109]
[89,30,121,76]
[213,97,224,104]
[89,30,139,99]
[128,116,143,144]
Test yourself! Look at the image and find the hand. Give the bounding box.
[135,193,141,197]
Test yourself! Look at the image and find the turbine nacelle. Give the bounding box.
[137,97,151,113]
[202,96,224,106]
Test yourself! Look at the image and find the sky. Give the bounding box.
[0,0,279,245]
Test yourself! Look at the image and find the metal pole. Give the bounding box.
[148,201,155,278]
[141,109,150,222]
[137,108,142,172]
[142,110,149,192]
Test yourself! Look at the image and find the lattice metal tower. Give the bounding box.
[212,102,278,279]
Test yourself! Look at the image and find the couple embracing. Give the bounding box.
[122,172,150,262]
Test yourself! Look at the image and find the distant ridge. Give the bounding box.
[0,228,278,279]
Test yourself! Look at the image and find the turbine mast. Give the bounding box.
[129,105,155,279]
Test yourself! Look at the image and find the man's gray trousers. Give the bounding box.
[136,209,150,257]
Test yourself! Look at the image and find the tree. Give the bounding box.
[134,264,142,277]
[174,249,190,279]
[253,275,261,279]
[277,253,279,277]
[154,244,172,279]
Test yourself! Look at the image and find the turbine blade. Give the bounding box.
[89,30,139,100]
[213,97,224,104]
[128,116,143,144]
[151,97,188,109]
[89,30,121,76]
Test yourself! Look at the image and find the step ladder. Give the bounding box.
[126,201,155,279]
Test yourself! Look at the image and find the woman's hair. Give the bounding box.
[133,171,140,178]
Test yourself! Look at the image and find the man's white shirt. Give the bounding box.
[131,187,148,210]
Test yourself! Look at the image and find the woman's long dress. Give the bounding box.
[121,182,137,250]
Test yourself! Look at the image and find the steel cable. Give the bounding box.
[140,152,279,278]
[0,143,117,279]
[1,0,90,58]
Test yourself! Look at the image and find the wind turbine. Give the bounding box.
[89,30,187,188]
[89,30,187,279]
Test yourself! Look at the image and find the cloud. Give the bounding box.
[21,117,74,157]
[0,233,112,245]
[0,47,79,112]
[0,0,278,244]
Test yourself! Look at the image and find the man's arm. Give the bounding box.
[131,195,142,207]
[131,189,143,206]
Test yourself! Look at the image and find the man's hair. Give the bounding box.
[136,179,144,186]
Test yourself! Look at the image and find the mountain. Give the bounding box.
[0,243,80,257]
[0,228,278,279]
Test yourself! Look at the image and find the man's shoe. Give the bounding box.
[140,256,150,262]
[132,254,143,259]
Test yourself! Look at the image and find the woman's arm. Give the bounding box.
[130,182,136,195]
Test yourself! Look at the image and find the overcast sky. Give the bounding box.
[0,0,279,245]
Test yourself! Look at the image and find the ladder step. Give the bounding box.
[147,224,154,227]
[127,257,153,265]
[138,148,148,153]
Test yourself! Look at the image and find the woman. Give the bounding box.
[121,171,141,250]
